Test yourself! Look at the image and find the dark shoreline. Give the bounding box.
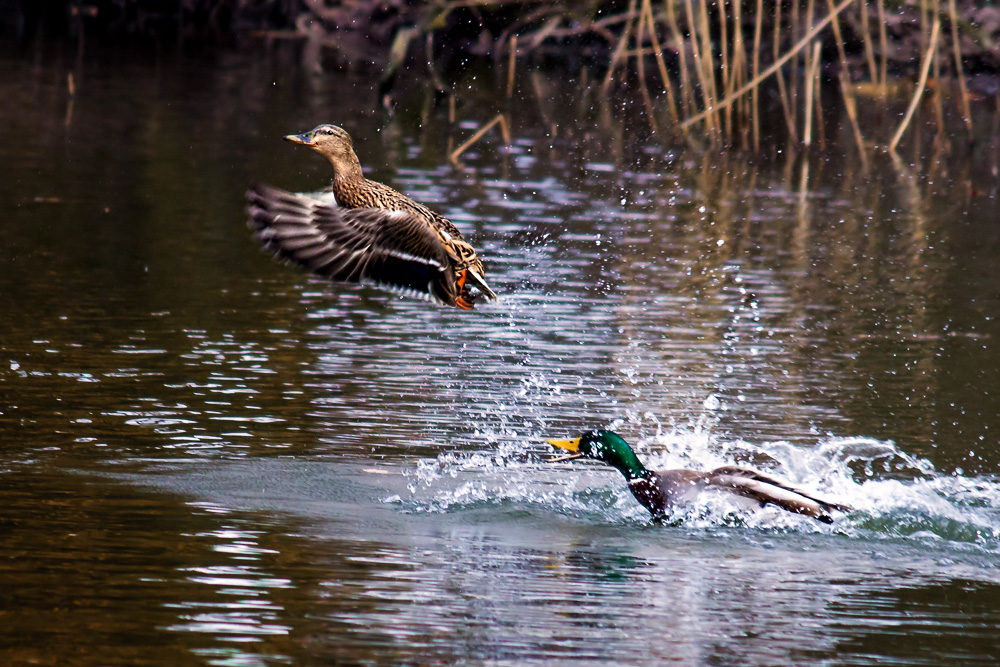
[6,1,999,75]
[4,1,999,161]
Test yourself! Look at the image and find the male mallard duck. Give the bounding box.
[266,123,496,310]
[547,430,851,524]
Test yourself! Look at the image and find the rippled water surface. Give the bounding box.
[2,44,1000,666]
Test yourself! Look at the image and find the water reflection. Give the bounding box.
[1,44,999,666]
[124,458,1000,666]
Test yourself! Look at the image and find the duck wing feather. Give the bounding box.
[705,466,850,524]
[247,183,460,306]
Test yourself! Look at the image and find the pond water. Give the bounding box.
[2,42,1000,665]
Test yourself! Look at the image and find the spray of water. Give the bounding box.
[388,420,1000,551]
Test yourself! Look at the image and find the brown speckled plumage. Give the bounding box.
[247,184,467,307]
[280,124,496,309]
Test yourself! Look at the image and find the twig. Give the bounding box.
[529,15,562,49]
[450,114,510,164]
[889,17,941,154]
[498,114,512,145]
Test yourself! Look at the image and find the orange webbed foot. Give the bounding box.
[454,269,475,309]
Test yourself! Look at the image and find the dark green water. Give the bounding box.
[2,42,999,665]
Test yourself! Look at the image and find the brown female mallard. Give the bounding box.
[248,124,496,310]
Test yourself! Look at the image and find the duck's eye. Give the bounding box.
[320,127,335,135]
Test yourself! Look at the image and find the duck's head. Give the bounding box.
[546,430,647,479]
[284,124,361,175]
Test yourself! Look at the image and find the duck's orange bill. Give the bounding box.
[546,438,583,462]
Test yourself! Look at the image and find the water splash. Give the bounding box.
[390,424,1000,550]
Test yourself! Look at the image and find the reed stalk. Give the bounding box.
[666,0,695,119]
[697,0,721,141]
[931,8,947,145]
[789,0,804,133]
[919,0,928,53]
[948,0,973,133]
[860,0,879,83]
[814,58,826,149]
[506,34,517,99]
[641,0,680,125]
[839,69,867,165]
[803,41,812,145]
[717,0,732,137]
[772,1,798,142]
[683,0,716,137]
[803,41,821,148]
[602,0,639,93]
[634,1,661,133]
[889,17,941,154]
[825,0,868,163]
[750,0,763,150]
[798,153,811,201]
[682,0,855,131]
[65,73,75,127]
[729,0,747,143]
[877,0,888,88]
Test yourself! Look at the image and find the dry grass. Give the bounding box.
[247,0,994,159]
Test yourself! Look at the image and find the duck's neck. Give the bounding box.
[602,439,652,482]
[328,154,365,188]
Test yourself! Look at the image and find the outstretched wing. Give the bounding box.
[707,466,851,524]
[710,466,852,512]
[247,183,459,306]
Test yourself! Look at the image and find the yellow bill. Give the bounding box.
[545,437,583,462]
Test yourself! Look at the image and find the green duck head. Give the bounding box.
[284,124,362,179]
[546,430,650,481]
